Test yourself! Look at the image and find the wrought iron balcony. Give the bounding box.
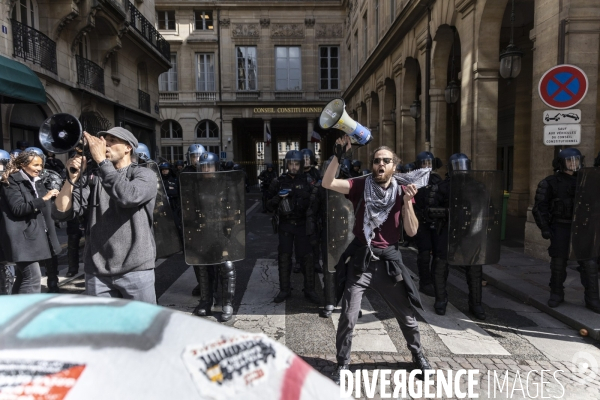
[139,89,150,112]
[76,55,105,94]
[11,19,57,74]
[128,1,170,61]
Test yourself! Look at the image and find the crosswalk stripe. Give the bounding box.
[233,259,286,345]
[405,269,511,355]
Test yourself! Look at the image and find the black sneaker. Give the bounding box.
[412,352,432,371]
[331,364,349,385]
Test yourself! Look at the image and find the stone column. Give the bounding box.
[429,88,447,160]
[400,107,416,163]
[381,119,395,150]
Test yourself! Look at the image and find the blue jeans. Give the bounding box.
[85,269,156,304]
[12,262,42,294]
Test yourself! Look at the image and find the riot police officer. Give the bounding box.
[174,160,185,177]
[413,151,444,297]
[300,149,320,183]
[432,153,487,320]
[188,152,238,322]
[159,162,179,212]
[258,163,277,212]
[396,163,403,173]
[223,161,234,171]
[267,150,320,304]
[532,148,600,313]
[350,160,362,178]
[402,163,416,173]
[180,144,207,297]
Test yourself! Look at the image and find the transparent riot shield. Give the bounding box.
[570,167,600,260]
[447,170,503,266]
[145,162,183,259]
[326,189,355,273]
[179,170,246,265]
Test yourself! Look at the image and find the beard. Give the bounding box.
[371,165,394,183]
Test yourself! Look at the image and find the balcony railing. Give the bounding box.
[196,91,217,101]
[76,55,105,94]
[274,91,304,100]
[236,91,260,100]
[159,92,179,101]
[318,90,342,100]
[128,1,170,61]
[11,19,57,74]
[139,89,150,112]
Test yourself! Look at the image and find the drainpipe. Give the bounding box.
[425,5,432,151]
[218,8,224,158]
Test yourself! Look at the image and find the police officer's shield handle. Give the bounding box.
[569,167,600,260]
[319,98,373,146]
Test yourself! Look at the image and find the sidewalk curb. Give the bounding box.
[483,266,600,342]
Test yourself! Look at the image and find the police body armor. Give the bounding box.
[414,173,446,229]
[40,169,64,192]
[180,170,246,265]
[569,167,600,260]
[274,173,315,225]
[447,170,503,265]
[144,161,183,259]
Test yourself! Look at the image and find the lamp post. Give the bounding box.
[445,28,460,105]
[499,0,523,81]
[409,100,421,120]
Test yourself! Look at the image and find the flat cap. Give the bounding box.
[98,127,138,149]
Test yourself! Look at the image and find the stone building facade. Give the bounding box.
[0,0,170,158]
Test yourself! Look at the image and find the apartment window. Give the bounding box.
[353,31,358,75]
[390,0,395,24]
[363,13,368,61]
[159,54,178,91]
[195,11,213,30]
[160,120,182,139]
[12,0,37,28]
[275,47,301,91]
[161,146,184,163]
[157,10,175,30]
[375,0,379,43]
[195,53,215,91]
[196,120,219,138]
[319,46,339,90]
[207,145,220,154]
[236,46,257,91]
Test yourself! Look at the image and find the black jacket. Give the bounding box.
[0,171,61,262]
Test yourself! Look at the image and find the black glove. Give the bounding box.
[541,229,553,240]
[334,143,345,164]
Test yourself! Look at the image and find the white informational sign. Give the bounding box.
[543,124,581,146]
[543,109,581,125]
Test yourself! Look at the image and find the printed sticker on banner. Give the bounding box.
[182,334,292,399]
[0,359,85,400]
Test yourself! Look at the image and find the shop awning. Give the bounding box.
[0,55,46,104]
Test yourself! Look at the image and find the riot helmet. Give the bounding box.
[395,163,403,172]
[159,162,171,176]
[557,148,584,172]
[24,147,46,165]
[0,149,10,172]
[401,163,416,173]
[136,143,151,162]
[186,144,206,166]
[9,149,22,158]
[266,163,274,171]
[223,161,234,171]
[448,153,471,172]
[16,140,30,150]
[198,152,220,172]
[232,163,243,171]
[284,150,304,176]
[352,160,362,171]
[175,160,185,169]
[339,158,353,179]
[300,149,315,170]
[416,151,435,169]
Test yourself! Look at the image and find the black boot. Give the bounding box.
[412,352,433,371]
[432,258,449,315]
[66,234,80,277]
[193,267,214,316]
[191,266,202,296]
[220,262,236,322]
[46,256,60,294]
[417,250,435,297]
[302,253,320,304]
[548,257,567,308]
[320,267,336,318]
[274,253,292,303]
[580,260,600,313]
[466,265,486,320]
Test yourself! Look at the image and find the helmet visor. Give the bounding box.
[419,159,432,169]
[190,154,201,166]
[564,156,581,172]
[451,159,470,171]
[198,161,218,172]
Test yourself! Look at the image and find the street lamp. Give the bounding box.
[409,100,421,119]
[499,0,523,81]
[445,27,460,104]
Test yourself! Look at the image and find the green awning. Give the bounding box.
[0,55,46,104]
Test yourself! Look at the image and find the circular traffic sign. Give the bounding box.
[538,64,588,109]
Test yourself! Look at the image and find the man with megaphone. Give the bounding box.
[52,128,158,303]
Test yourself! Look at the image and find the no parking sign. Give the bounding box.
[538,64,588,110]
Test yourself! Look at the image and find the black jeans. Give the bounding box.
[12,262,42,294]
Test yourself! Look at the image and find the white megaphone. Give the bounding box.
[318,98,373,146]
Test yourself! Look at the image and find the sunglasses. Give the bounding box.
[372,158,393,165]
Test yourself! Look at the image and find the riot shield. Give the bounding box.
[570,167,600,260]
[447,170,503,266]
[145,162,183,259]
[326,189,356,273]
[180,170,246,265]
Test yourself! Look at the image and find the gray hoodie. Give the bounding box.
[52,162,157,276]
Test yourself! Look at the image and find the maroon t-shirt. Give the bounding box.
[346,177,404,249]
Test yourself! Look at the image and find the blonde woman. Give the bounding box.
[0,149,61,294]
